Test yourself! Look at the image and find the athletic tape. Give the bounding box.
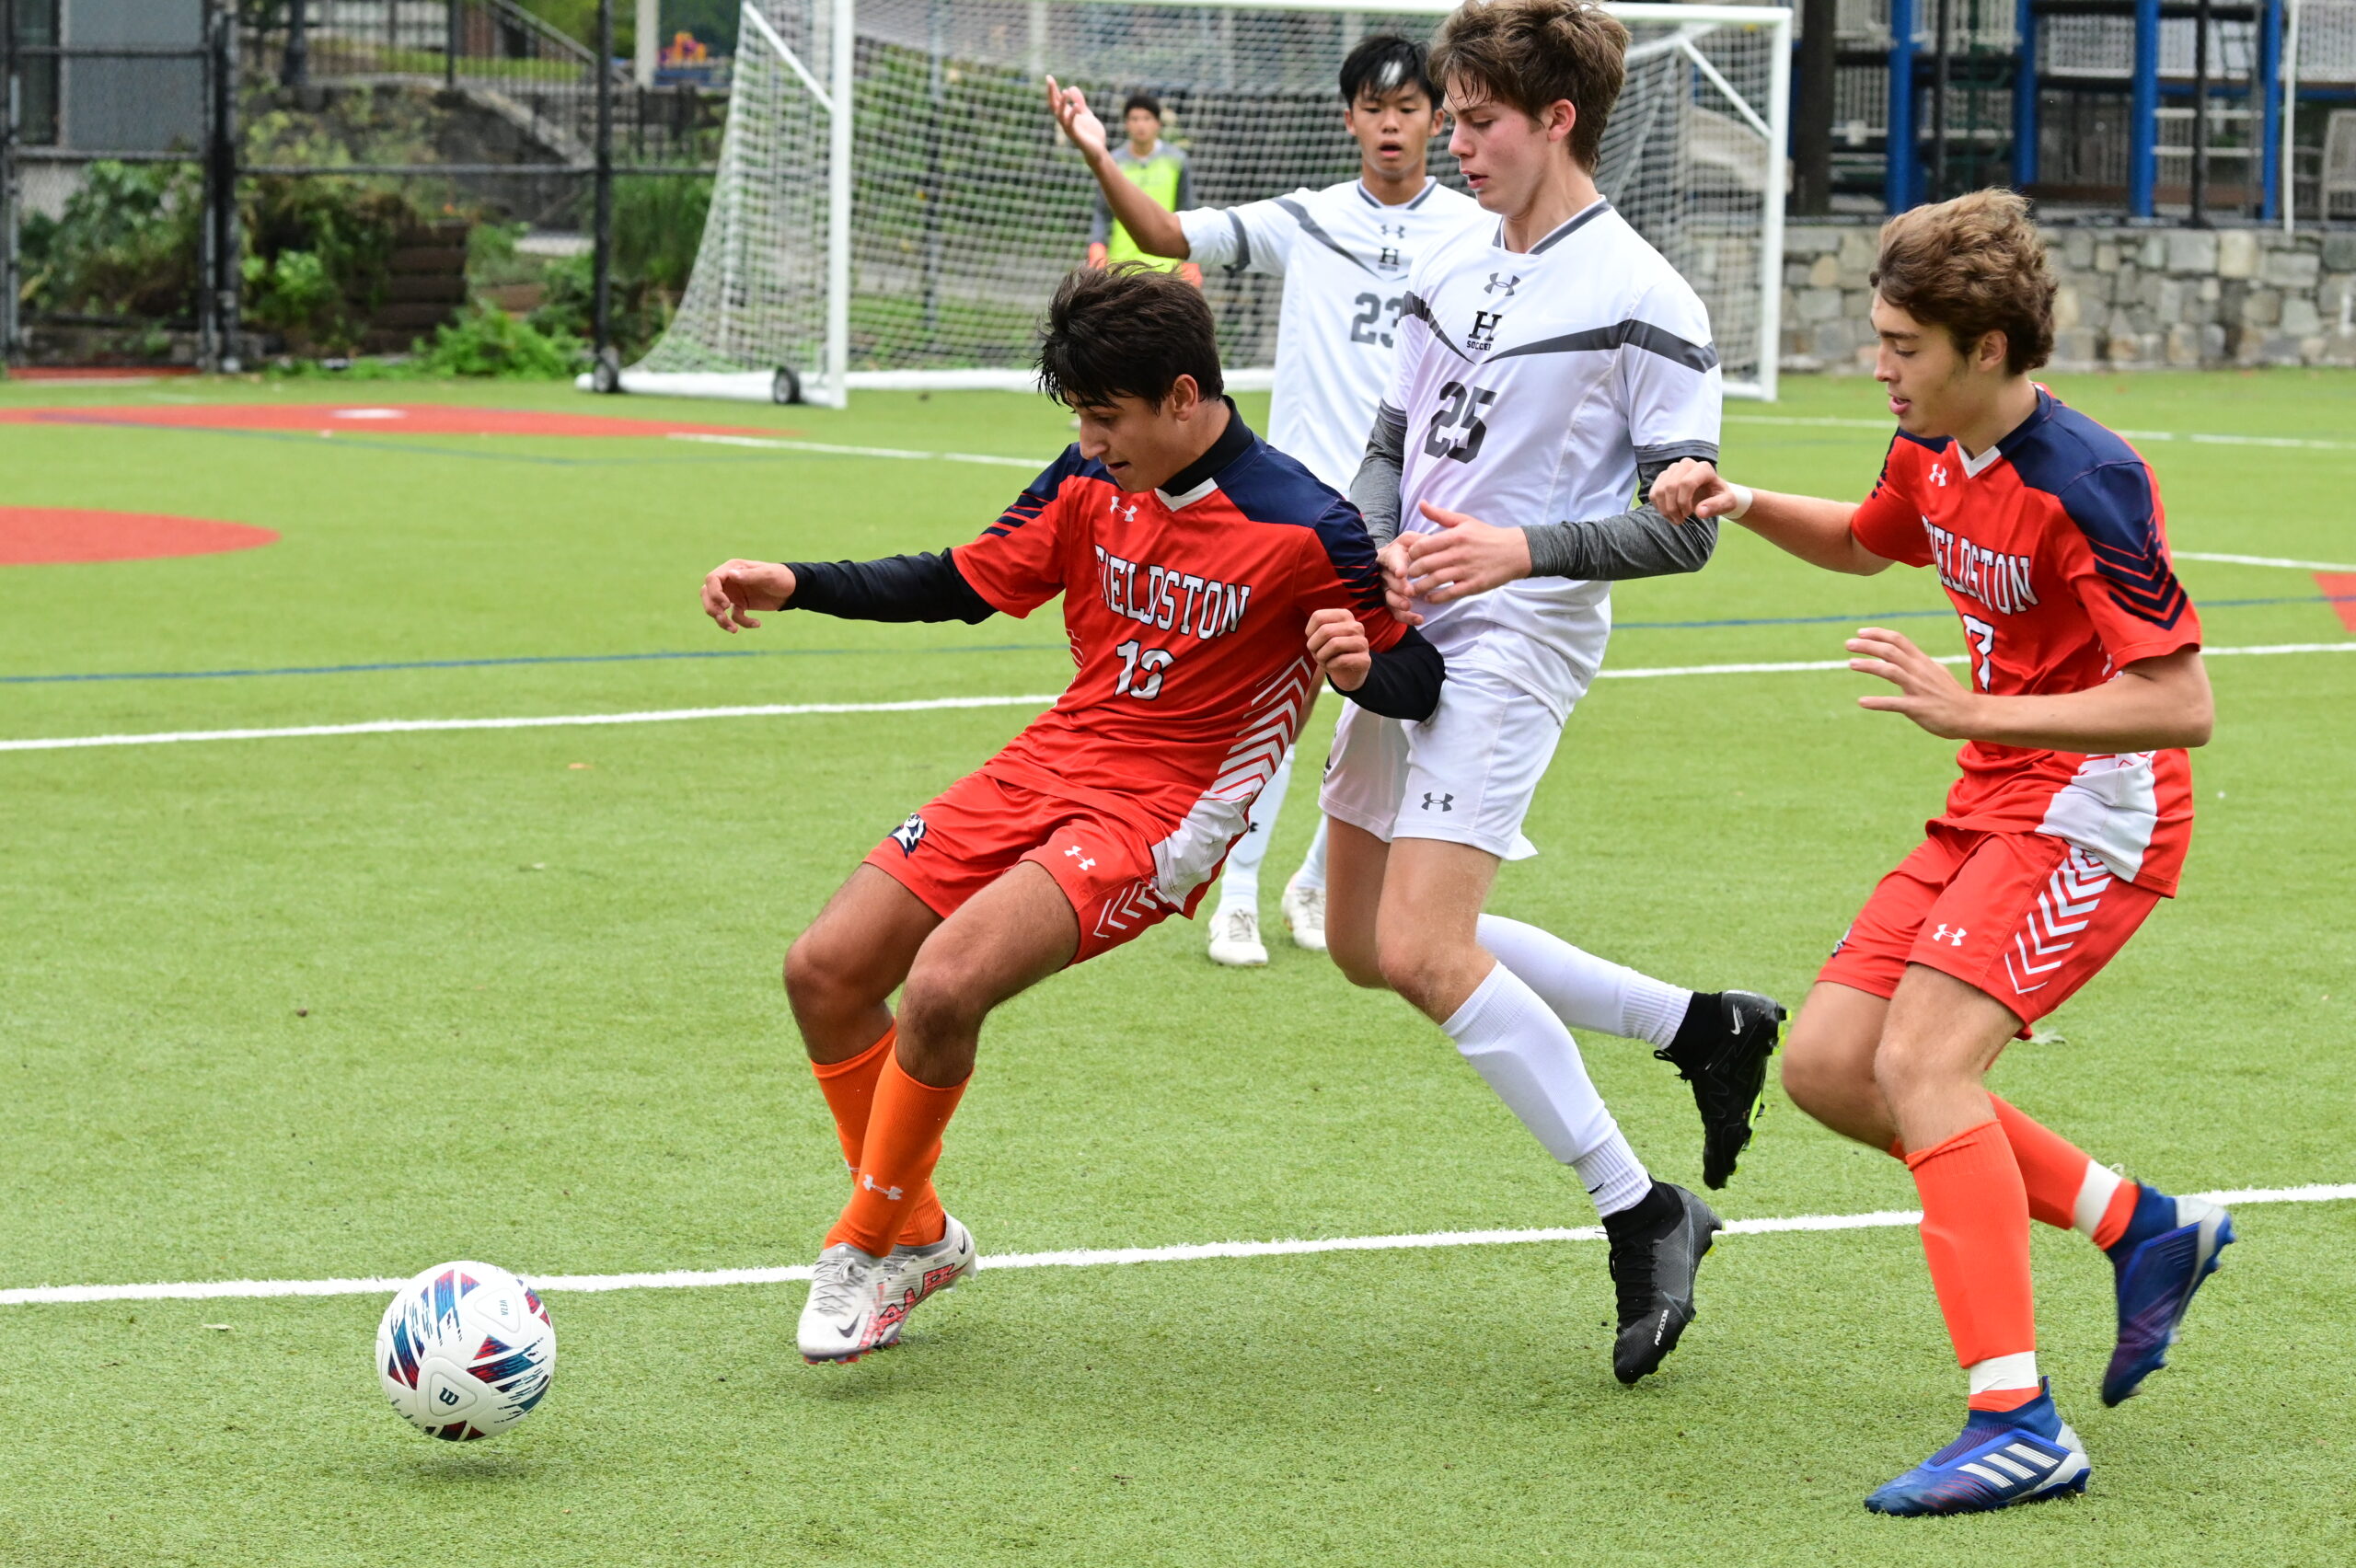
[3,1182,2347,1306]
[5,642,2350,755]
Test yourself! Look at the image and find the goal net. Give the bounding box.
[606,0,1789,406]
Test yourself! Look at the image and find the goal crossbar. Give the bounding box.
[590,0,1790,407]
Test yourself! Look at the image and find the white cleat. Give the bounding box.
[798,1242,888,1365]
[1206,904,1269,967]
[1280,877,1327,951]
[873,1214,978,1347]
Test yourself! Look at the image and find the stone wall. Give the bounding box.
[1783,224,2356,374]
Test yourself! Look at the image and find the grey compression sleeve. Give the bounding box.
[1348,402,1409,548]
[1519,444,1721,582]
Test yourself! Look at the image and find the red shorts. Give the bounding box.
[1819,825,2163,1026]
[862,769,1179,965]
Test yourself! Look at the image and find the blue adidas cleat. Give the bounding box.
[1865,1380,2090,1516]
[2102,1189,2235,1407]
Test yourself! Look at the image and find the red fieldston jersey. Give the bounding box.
[948,413,1405,912]
[1849,387,2202,894]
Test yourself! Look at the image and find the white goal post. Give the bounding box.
[589,0,1791,407]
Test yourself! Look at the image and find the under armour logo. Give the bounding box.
[1929,464,1949,487]
[1421,791,1454,812]
[860,1172,905,1201]
[1484,272,1519,297]
[889,813,928,856]
[1931,924,1967,946]
[1064,843,1097,871]
[1466,310,1504,351]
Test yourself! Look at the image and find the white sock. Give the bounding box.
[1218,745,1294,913]
[1476,914,1694,1047]
[2072,1161,2125,1242]
[1292,816,1329,894]
[1967,1351,2042,1399]
[1440,963,1652,1217]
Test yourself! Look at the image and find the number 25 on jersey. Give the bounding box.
[1424,381,1496,464]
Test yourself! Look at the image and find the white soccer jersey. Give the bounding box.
[1179,178,1484,491]
[1387,198,1723,711]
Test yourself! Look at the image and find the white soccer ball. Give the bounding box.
[375,1261,556,1440]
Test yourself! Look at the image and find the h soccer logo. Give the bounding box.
[1466,311,1505,352]
[890,813,929,856]
[1421,791,1454,813]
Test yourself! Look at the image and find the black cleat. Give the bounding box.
[1655,990,1785,1189]
[1605,1182,1723,1385]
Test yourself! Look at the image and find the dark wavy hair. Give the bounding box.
[1037,263,1224,409]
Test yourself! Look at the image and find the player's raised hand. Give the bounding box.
[701,559,795,633]
[1307,606,1372,692]
[1045,76,1108,162]
[1848,626,1978,738]
[1376,538,1422,627]
[1401,501,1532,604]
[1649,457,1736,524]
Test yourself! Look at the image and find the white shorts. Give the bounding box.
[1318,666,1570,860]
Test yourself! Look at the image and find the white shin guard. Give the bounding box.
[1442,962,1653,1216]
[1476,913,1692,1048]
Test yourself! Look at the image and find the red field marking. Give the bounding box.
[2319,573,2356,635]
[0,507,278,565]
[0,403,786,439]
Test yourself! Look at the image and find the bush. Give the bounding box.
[242,179,426,353]
[410,303,583,378]
[18,161,203,321]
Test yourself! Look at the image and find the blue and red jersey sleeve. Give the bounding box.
[2051,458,2201,667]
[1294,499,1408,652]
[951,448,1091,618]
[1848,432,1935,566]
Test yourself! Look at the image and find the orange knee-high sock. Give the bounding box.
[809,1028,946,1248]
[826,1051,966,1257]
[1904,1121,2038,1383]
[1989,1095,2138,1245]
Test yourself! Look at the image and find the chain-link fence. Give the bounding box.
[2,0,719,369]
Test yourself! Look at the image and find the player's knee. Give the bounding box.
[1374,934,1462,1018]
[1869,1031,1958,1104]
[1327,928,1385,989]
[1779,1034,1854,1123]
[783,929,842,1012]
[896,961,991,1045]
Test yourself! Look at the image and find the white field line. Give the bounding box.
[1725,415,2356,453]
[667,432,1040,468]
[3,1182,2348,1308]
[2177,550,2356,573]
[6,641,2353,755]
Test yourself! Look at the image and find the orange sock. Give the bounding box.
[810,1028,946,1249]
[826,1051,966,1258]
[1969,1384,2042,1413]
[1904,1120,2037,1372]
[1989,1096,2137,1244]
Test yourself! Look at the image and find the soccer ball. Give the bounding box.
[375,1261,556,1440]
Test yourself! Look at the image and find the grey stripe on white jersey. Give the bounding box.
[1385,198,1725,711]
[1178,179,1483,491]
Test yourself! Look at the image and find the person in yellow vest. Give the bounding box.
[1085,93,1203,288]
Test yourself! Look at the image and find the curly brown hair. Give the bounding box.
[1870,190,2058,375]
[1428,0,1628,172]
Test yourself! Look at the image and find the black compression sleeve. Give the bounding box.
[1334,628,1443,721]
[781,548,996,624]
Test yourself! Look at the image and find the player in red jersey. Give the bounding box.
[1652,191,2232,1516]
[698,265,1440,1365]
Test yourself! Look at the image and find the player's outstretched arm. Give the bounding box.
[1848,630,2213,750]
[699,551,996,631]
[1402,455,1732,602]
[1651,457,1890,577]
[1046,76,1190,260]
[701,559,795,632]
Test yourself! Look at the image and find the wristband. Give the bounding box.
[1723,482,1755,521]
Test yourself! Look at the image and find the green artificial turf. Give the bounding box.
[0,368,2350,1564]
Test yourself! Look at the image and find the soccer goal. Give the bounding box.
[594,0,1791,407]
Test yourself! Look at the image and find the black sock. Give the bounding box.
[1662,992,1723,1061]
[1601,1179,1680,1241]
